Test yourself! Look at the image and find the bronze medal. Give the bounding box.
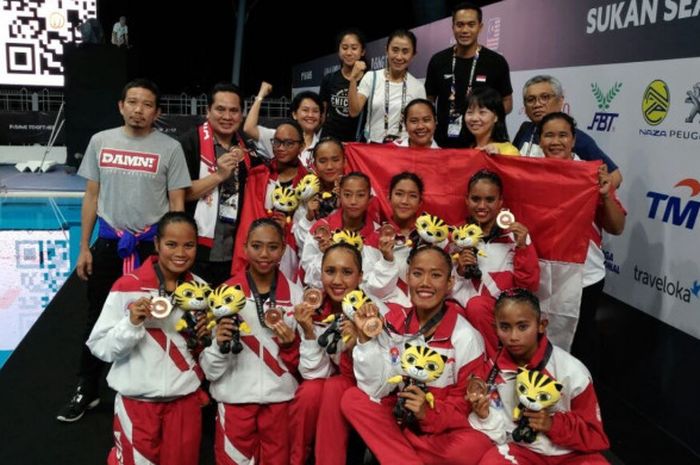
[303,288,323,311]
[264,308,283,328]
[467,376,488,399]
[150,296,173,319]
[362,316,383,338]
[496,209,515,229]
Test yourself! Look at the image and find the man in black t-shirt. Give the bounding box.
[425,2,513,148]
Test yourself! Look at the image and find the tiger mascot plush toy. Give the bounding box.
[173,281,213,349]
[332,229,363,251]
[295,173,321,202]
[415,212,449,246]
[450,223,487,279]
[317,289,375,355]
[512,367,563,443]
[388,342,447,428]
[268,183,299,223]
[208,283,250,354]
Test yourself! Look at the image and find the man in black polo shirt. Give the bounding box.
[425,2,513,148]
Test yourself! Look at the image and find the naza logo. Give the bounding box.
[647,178,700,230]
[587,82,622,132]
[642,80,670,126]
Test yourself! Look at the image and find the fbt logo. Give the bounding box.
[647,178,700,229]
[587,82,622,132]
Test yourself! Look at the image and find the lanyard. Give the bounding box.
[246,269,277,327]
[384,70,408,138]
[525,125,537,156]
[153,262,183,297]
[386,304,447,340]
[486,340,554,387]
[449,46,481,115]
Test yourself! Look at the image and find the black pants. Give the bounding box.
[77,238,155,387]
[571,279,605,378]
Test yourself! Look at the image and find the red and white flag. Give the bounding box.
[344,143,601,350]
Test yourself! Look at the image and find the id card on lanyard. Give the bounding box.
[447,46,480,138]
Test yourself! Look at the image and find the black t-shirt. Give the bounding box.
[319,70,361,142]
[425,46,513,148]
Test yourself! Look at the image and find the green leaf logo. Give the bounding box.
[591,82,622,110]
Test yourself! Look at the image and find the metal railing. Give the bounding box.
[0,88,64,112]
[0,88,290,117]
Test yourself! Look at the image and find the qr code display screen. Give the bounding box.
[0,0,97,86]
[0,230,71,351]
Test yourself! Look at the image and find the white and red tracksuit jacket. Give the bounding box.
[451,229,540,305]
[468,336,610,455]
[299,289,388,380]
[352,300,486,434]
[87,257,204,398]
[299,207,380,289]
[200,271,303,404]
[363,225,450,307]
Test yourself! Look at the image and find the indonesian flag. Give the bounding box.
[344,143,601,350]
[232,164,270,277]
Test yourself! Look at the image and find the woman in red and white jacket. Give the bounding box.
[539,112,625,372]
[201,218,303,465]
[300,171,379,289]
[342,244,492,465]
[451,169,540,356]
[87,212,207,465]
[232,120,308,281]
[292,137,346,254]
[363,172,435,307]
[468,288,610,464]
[290,242,384,465]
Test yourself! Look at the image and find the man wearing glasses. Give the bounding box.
[513,75,622,187]
[180,83,265,286]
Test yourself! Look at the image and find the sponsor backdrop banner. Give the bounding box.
[293,0,700,339]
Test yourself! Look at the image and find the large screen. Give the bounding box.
[0,229,71,368]
[0,0,97,87]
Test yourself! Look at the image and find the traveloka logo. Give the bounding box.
[634,265,699,303]
[587,82,622,132]
[646,179,700,230]
[641,79,670,126]
[685,82,700,123]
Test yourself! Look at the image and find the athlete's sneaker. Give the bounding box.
[56,384,100,423]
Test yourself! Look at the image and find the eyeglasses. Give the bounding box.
[524,93,557,106]
[271,138,302,149]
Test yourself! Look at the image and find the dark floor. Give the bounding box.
[0,273,697,464]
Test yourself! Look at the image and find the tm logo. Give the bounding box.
[587,82,622,132]
[647,178,700,229]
